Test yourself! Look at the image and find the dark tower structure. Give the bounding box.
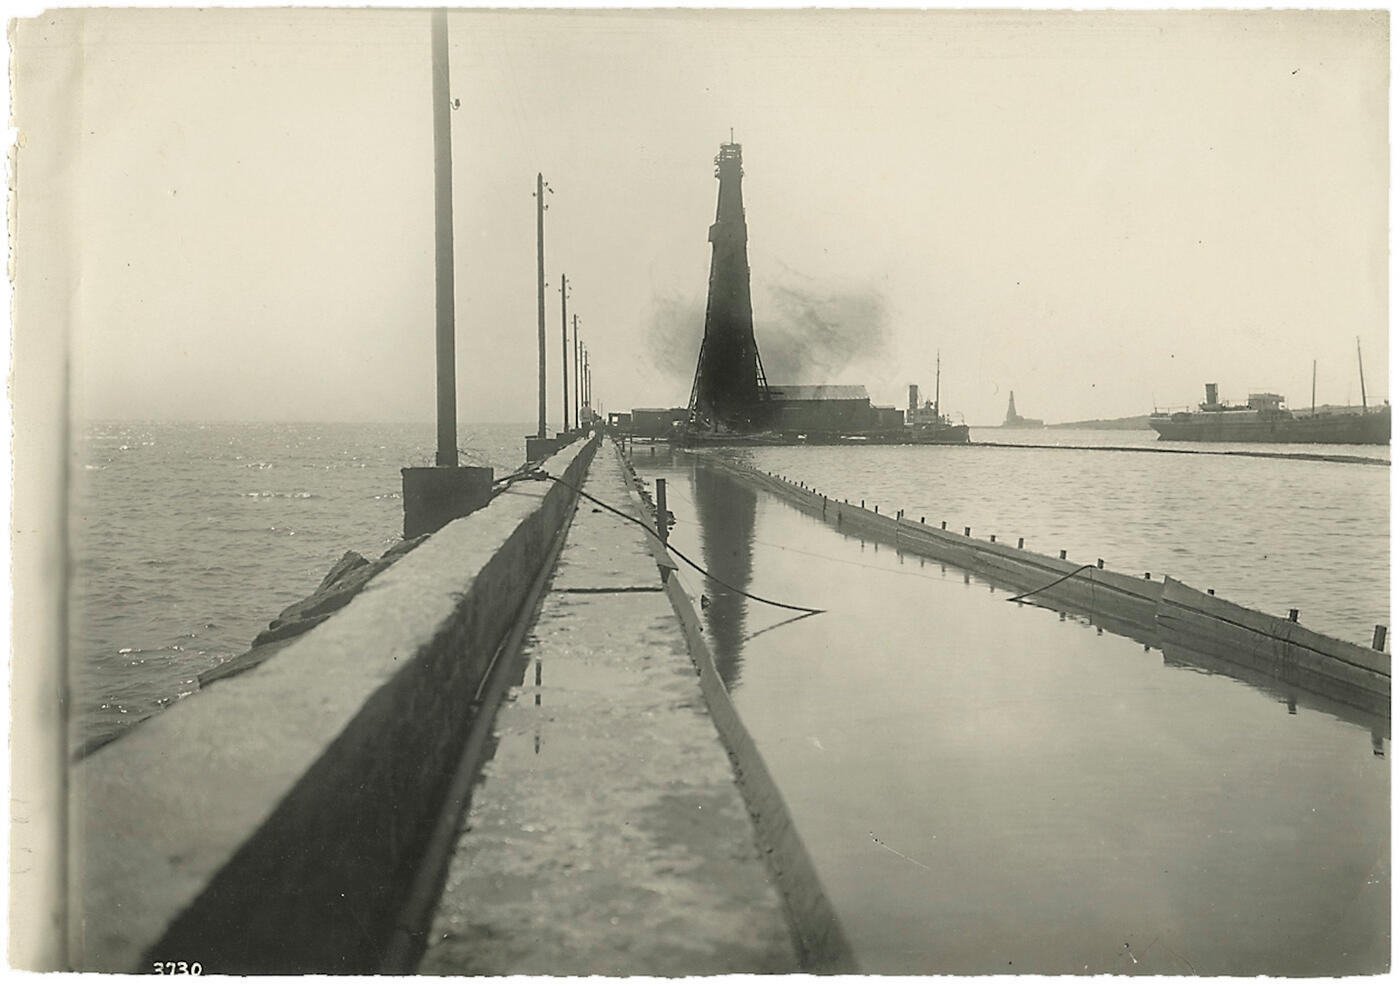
[689,138,769,431]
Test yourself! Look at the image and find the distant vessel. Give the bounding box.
[1150,344,1390,445]
[1149,387,1389,445]
[1002,391,1043,428]
[905,354,971,444]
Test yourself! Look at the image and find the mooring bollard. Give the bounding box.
[964,526,971,536]
[1144,572,1151,580]
[1059,549,1067,560]
[989,534,996,542]
[1017,537,1024,549]
[655,478,668,546]
[941,521,947,530]
[1096,559,1104,569]
[1373,625,1388,651]
[1208,588,1215,596]
[1288,608,1299,622]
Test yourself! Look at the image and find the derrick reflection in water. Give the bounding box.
[691,464,758,689]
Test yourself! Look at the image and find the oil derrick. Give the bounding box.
[688,138,769,431]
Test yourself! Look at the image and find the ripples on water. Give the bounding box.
[724,427,1389,645]
[71,422,531,751]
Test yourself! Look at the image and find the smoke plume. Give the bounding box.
[753,280,889,384]
[645,276,889,388]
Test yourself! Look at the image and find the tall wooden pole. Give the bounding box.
[536,173,547,438]
[431,10,458,466]
[560,273,570,432]
[573,316,580,428]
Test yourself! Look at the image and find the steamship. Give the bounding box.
[1149,383,1390,445]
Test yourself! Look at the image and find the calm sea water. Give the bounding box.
[726,426,1390,645]
[635,443,1389,975]
[70,421,532,751]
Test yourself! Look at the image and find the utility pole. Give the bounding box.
[581,346,589,423]
[560,273,570,432]
[1312,359,1317,416]
[402,10,493,540]
[431,8,457,466]
[584,350,591,420]
[573,315,581,428]
[534,173,549,439]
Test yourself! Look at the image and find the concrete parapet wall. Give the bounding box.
[708,460,1163,630]
[697,453,1387,712]
[70,436,599,974]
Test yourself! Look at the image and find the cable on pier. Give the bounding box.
[1006,563,1099,604]
[532,468,826,616]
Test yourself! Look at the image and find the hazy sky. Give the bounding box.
[16,7,1389,425]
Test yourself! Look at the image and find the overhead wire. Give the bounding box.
[531,468,825,616]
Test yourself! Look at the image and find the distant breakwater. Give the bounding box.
[972,440,1389,467]
[692,451,1390,718]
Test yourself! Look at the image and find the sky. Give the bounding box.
[14,7,1390,426]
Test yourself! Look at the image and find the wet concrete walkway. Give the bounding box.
[416,444,799,975]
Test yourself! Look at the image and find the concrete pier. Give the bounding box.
[67,436,845,974]
[416,444,800,975]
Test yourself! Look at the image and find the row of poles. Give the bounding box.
[534,173,593,441]
[429,10,592,469]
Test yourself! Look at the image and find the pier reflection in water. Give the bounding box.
[633,446,1388,976]
[691,464,758,689]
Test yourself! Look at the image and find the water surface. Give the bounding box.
[636,447,1388,975]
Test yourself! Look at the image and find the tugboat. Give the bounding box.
[905,353,971,444]
[1149,341,1390,445]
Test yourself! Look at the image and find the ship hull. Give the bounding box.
[1150,409,1390,445]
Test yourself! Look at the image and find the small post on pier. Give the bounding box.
[1288,608,1299,622]
[1059,550,1067,559]
[964,526,971,537]
[655,479,669,546]
[1097,558,1104,569]
[1373,625,1388,651]
[1017,537,1024,549]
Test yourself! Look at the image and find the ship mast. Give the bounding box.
[1356,336,1368,411]
[934,351,941,421]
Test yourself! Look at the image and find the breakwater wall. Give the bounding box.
[695,453,1389,717]
[70,435,599,974]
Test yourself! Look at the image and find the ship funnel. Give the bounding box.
[1204,383,1218,407]
[908,384,920,413]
